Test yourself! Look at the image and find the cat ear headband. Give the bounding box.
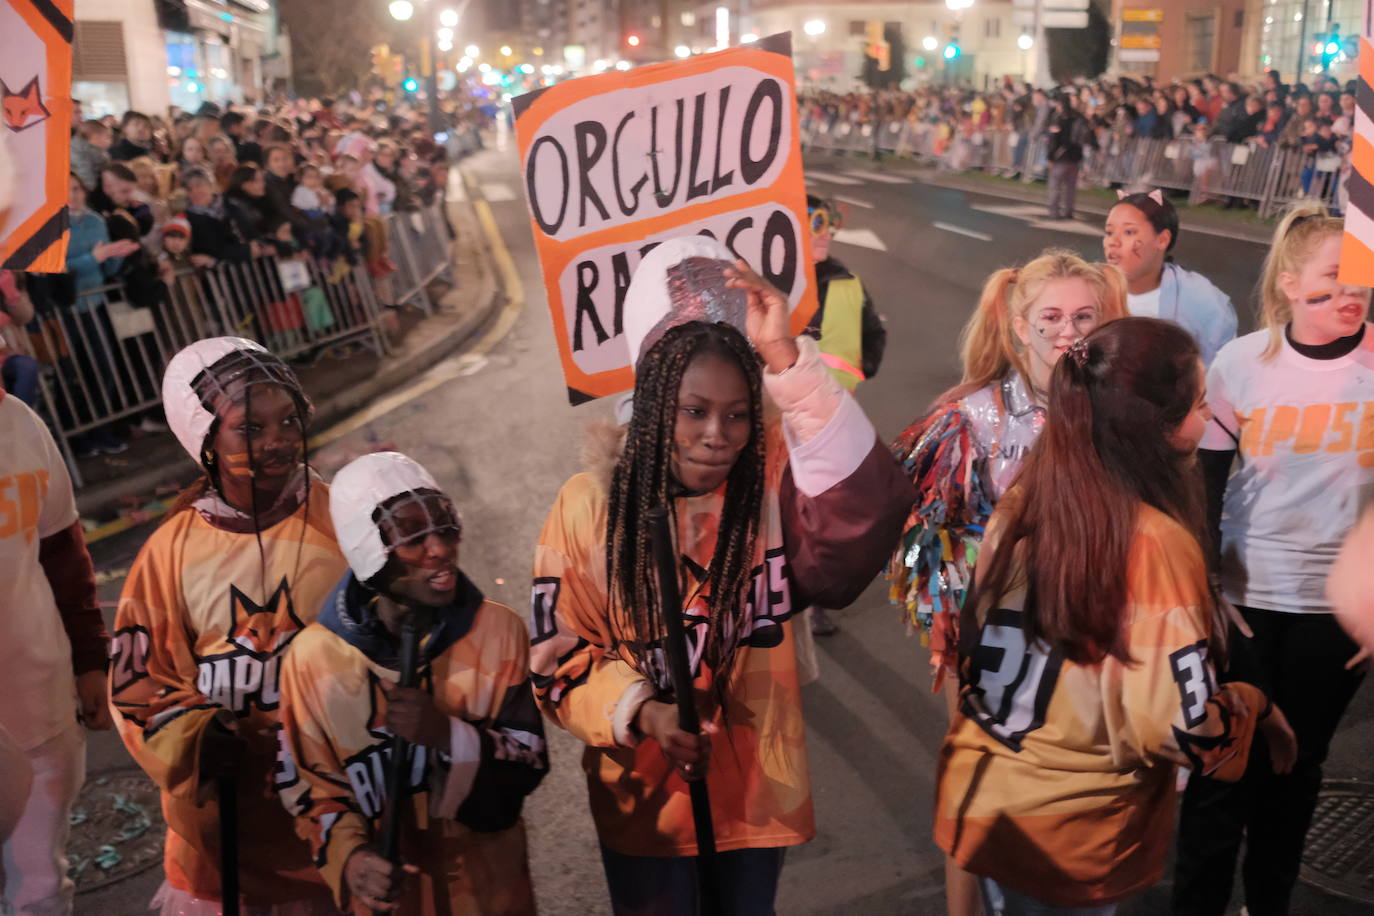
[1116,188,1166,205]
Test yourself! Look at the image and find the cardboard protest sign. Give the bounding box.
[0,0,72,272]
[514,33,817,403]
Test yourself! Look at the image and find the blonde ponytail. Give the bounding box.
[1259,201,1345,359]
[959,268,1019,389]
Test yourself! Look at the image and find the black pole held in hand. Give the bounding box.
[217,770,239,916]
[647,507,719,910]
[376,614,421,916]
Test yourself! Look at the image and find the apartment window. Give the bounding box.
[681,11,695,26]
[985,17,1001,38]
[849,20,866,36]
[1185,13,1216,72]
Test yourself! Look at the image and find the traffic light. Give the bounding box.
[402,77,419,92]
[626,34,640,47]
[1324,22,1342,69]
[943,42,961,60]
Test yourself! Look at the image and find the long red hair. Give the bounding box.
[970,317,1209,664]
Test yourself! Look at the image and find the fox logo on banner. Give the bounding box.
[0,0,72,272]
[514,33,819,403]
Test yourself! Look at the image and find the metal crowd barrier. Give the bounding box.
[32,200,456,487]
[386,202,455,314]
[800,119,1349,217]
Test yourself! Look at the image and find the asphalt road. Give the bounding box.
[74,143,1371,915]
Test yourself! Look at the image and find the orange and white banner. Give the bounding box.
[514,33,818,403]
[1340,38,1374,285]
[0,0,72,272]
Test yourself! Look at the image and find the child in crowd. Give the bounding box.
[0,271,39,407]
[156,215,217,342]
[291,164,334,218]
[70,120,112,191]
[1300,117,1338,195]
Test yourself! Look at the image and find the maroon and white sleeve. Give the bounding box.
[764,337,916,610]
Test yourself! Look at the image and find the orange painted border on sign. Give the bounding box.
[1,0,73,272]
[515,36,818,402]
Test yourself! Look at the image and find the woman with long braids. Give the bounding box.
[937,318,1266,913]
[110,337,347,915]
[530,237,912,915]
[888,249,1126,915]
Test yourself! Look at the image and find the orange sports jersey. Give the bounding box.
[934,504,1263,907]
[279,572,546,915]
[109,490,347,906]
[531,385,913,857]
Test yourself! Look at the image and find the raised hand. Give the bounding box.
[724,259,799,374]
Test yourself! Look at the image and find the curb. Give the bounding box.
[74,178,508,528]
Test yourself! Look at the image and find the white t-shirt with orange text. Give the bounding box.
[0,394,79,749]
[1202,326,1374,613]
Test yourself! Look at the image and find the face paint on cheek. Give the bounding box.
[1305,289,1335,306]
[216,451,256,477]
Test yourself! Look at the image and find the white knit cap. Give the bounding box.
[329,452,452,582]
[622,235,749,368]
[162,337,309,466]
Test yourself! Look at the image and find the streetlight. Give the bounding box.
[675,45,692,58]
[803,19,826,37]
[499,45,512,56]
[439,8,458,27]
[922,35,938,51]
[437,27,453,42]
[388,0,414,21]
[1017,33,1034,51]
[438,38,453,52]
[465,44,479,57]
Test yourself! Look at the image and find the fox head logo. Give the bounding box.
[227,577,304,657]
[2,77,50,133]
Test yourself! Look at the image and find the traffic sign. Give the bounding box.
[1012,9,1090,28]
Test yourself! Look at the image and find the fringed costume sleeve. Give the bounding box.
[888,403,994,688]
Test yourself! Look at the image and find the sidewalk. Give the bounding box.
[806,152,1276,246]
[74,182,505,541]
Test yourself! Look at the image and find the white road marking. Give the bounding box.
[843,169,912,184]
[831,194,874,209]
[482,181,517,202]
[1025,218,1102,236]
[969,203,1048,219]
[833,228,888,251]
[933,222,993,242]
[806,170,864,186]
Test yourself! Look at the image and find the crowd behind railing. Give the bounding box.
[1,90,497,486]
[800,70,1353,217]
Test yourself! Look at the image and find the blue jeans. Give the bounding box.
[980,877,1119,916]
[599,844,786,916]
[1,354,39,406]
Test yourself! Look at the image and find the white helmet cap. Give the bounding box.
[162,337,311,467]
[622,235,749,368]
[330,452,450,582]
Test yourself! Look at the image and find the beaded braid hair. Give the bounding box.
[606,320,767,713]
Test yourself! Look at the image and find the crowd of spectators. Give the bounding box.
[0,89,496,458]
[800,70,1356,200]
